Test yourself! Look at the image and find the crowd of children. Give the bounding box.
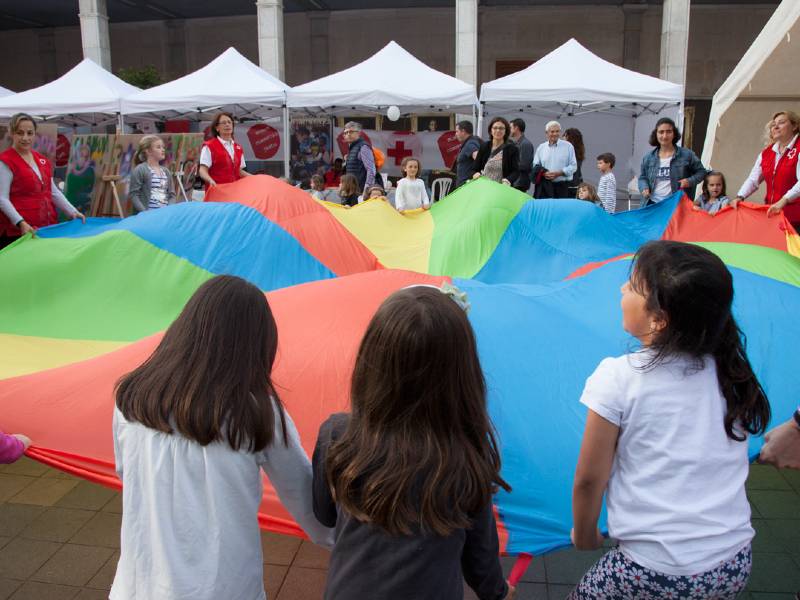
[10,237,747,599]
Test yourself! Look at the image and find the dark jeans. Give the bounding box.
[534,179,569,199]
[0,235,21,250]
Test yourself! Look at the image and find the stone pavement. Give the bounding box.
[0,457,797,599]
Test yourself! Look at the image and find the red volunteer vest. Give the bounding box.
[204,137,244,189]
[0,148,57,237]
[761,143,800,222]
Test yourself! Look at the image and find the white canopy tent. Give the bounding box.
[0,85,12,98]
[701,0,800,196]
[0,58,139,126]
[479,39,683,195]
[288,41,478,116]
[122,47,292,174]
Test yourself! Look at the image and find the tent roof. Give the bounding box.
[0,58,139,120]
[0,85,12,98]
[287,41,477,114]
[121,47,289,118]
[701,0,800,165]
[480,38,683,111]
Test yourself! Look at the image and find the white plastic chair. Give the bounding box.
[431,177,453,202]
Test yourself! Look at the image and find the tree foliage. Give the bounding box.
[117,65,162,89]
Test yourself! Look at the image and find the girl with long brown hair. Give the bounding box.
[312,285,513,600]
[569,241,769,599]
[111,275,331,600]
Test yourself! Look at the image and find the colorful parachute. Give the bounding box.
[1,176,798,556]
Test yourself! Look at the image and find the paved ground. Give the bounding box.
[0,457,797,599]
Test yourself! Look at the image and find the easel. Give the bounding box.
[91,175,126,218]
[175,170,190,203]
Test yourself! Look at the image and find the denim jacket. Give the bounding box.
[638,146,707,195]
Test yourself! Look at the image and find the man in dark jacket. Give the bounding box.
[510,118,534,194]
[453,120,481,189]
[342,121,377,193]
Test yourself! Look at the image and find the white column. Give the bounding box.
[455,0,478,87]
[659,0,690,88]
[256,0,285,81]
[78,0,111,70]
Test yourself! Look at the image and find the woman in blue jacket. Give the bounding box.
[638,117,707,206]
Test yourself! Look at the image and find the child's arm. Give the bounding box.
[260,404,335,547]
[571,409,618,550]
[421,180,430,208]
[462,501,509,600]
[0,430,28,464]
[311,416,342,529]
[395,179,408,211]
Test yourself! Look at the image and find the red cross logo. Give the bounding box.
[387,141,413,165]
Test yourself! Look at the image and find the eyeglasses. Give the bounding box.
[342,130,355,135]
[491,126,506,131]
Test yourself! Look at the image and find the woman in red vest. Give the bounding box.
[0,113,84,249]
[198,112,250,191]
[733,110,800,227]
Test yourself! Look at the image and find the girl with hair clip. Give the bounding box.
[569,240,770,599]
[312,285,514,600]
[111,275,331,600]
[128,135,177,213]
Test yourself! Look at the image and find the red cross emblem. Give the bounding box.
[387,140,413,165]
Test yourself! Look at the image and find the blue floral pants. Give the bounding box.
[567,544,752,599]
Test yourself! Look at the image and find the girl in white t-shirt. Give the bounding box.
[394,156,430,212]
[569,240,770,600]
[111,275,331,600]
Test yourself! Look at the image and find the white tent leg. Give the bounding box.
[117,112,124,133]
[477,102,484,137]
[282,105,291,179]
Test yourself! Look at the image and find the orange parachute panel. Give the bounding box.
[206,175,382,276]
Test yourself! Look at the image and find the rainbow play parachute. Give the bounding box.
[1,176,798,556]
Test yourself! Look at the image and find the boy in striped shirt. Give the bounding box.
[596,153,617,213]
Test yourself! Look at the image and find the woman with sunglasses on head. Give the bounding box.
[471,117,519,187]
[732,111,800,229]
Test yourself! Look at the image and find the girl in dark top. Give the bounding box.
[313,285,514,600]
[472,117,520,186]
[338,173,359,208]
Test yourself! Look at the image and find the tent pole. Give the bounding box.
[117,112,124,133]
[282,104,291,179]
[476,102,484,136]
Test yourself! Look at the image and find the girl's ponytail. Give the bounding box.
[713,316,770,441]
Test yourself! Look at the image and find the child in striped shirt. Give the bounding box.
[596,153,617,214]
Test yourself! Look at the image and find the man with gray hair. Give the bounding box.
[532,120,577,199]
[342,121,377,194]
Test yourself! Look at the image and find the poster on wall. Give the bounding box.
[64,134,112,215]
[290,118,332,179]
[0,123,60,164]
[333,128,459,177]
